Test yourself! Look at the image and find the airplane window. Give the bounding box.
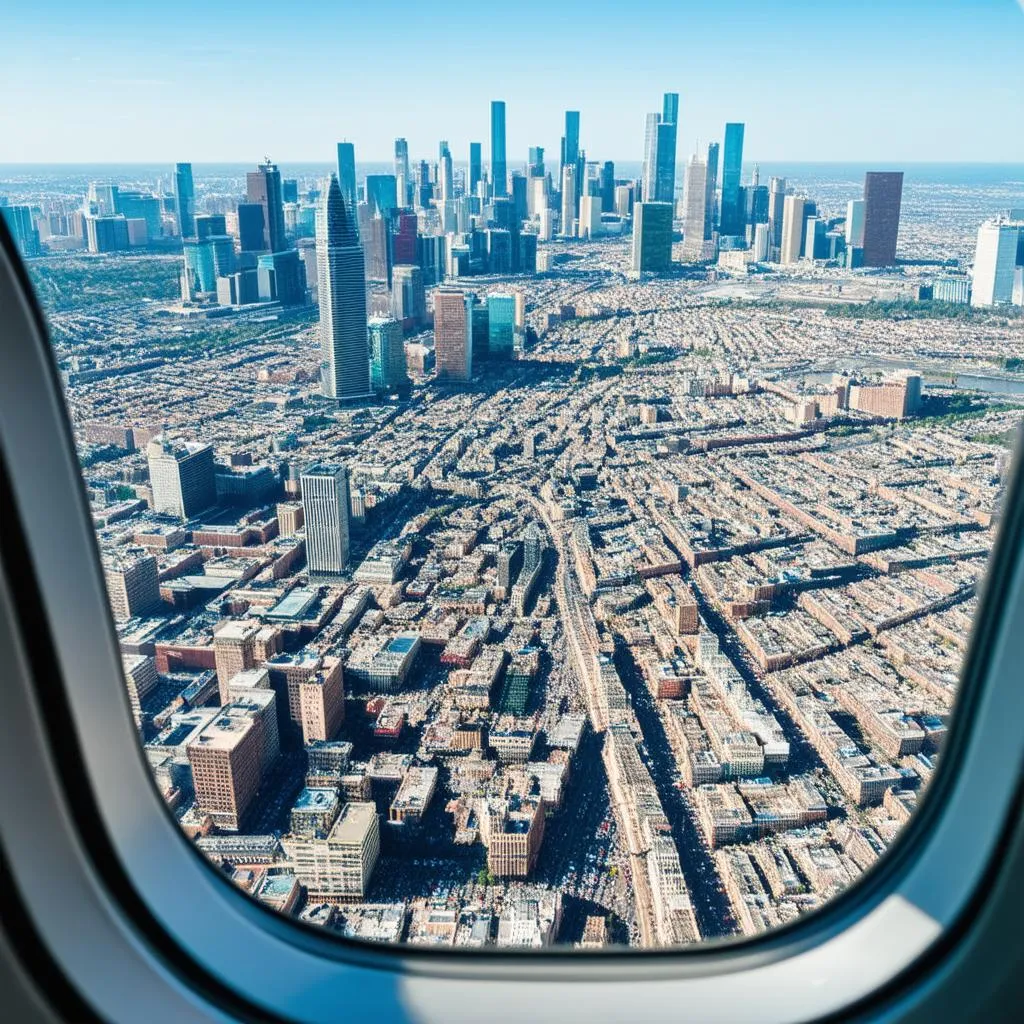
[3,1,1022,954]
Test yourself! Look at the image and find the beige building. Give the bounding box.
[186,705,265,831]
[282,802,380,903]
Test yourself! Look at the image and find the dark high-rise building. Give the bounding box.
[317,175,370,400]
[705,142,720,234]
[194,214,227,241]
[173,162,195,238]
[490,100,507,196]
[862,171,904,267]
[237,203,266,253]
[528,147,545,178]
[469,142,482,195]
[744,185,769,227]
[246,161,286,253]
[600,161,615,214]
[391,211,418,266]
[562,111,580,173]
[257,250,306,306]
[511,173,528,225]
[336,142,357,212]
[283,179,299,204]
[631,202,673,274]
[720,122,745,236]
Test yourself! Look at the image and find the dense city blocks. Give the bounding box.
[4,110,1021,950]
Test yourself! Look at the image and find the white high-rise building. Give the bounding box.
[301,463,351,575]
[752,222,770,262]
[146,438,216,521]
[317,174,370,400]
[780,195,807,265]
[578,195,602,239]
[680,154,709,262]
[538,207,554,242]
[560,165,576,237]
[845,199,865,248]
[528,176,548,219]
[971,218,1023,307]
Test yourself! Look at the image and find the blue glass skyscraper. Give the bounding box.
[720,122,745,236]
[469,142,482,195]
[490,101,507,196]
[487,293,517,358]
[336,142,357,212]
[173,162,195,238]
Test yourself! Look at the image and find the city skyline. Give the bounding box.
[3,1,1023,163]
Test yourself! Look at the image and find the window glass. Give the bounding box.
[4,0,1022,950]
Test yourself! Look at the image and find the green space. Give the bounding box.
[28,253,182,313]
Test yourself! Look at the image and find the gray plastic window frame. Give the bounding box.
[0,227,1022,1024]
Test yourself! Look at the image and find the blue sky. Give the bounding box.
[2,0,1022,164]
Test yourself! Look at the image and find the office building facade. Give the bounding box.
[301,463,351,575]
[317,175,370,400]
[434,289,473,381]
[862,171,903,267]
[631,201,673,274]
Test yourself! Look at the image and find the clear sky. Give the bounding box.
[2,0,1022,165]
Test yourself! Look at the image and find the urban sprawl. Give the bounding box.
[3,95,1023,949]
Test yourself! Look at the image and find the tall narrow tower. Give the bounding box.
[317,174,370,400]
[491,100,507,196]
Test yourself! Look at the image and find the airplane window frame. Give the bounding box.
[1,217,1022,1023]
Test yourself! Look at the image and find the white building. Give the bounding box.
[971,218,1023,307]
[281,802,380,903]
[845,199,865,248]
[300,463,350,575]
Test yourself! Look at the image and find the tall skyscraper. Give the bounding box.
[146,438,216,521]
[720,123,745,237]
[469,142,482,194]
[600,161,615,214]
[368,317,409,392]
[768,176,787,252]
[246,161,286,253]
[562,111,580,173]
[560,165,576,237]
[394,138,409,182]
[301,463,351,575]
[845,199,865,248]
[173,163,195,238]
[641,112,661,202]
[663,92,679,126]
[680,155,709,262]
[237,203,265,253]
[971,217,1024,307]
[528,147,545,178]
[439,150,454,203]
[780,195,806,264]
[861,171,904,267]
[317,175,370,400]
[705,142,720,234]
[336,142,357,212]
[631,202,673,274]
[434,289,473,381]
[491,101,507,197]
